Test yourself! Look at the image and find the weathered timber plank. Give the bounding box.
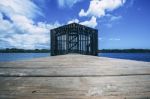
[0,55,150,76]
[0,54,150,99]
[0,76,150,99]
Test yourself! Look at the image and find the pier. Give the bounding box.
[0,54,150,99]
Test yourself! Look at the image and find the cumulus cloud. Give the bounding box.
[57,0,83,8]
[0,14,60,49]
[80,16,97,28]
[0,0,60,49]
[0,0,42,18]
[68,16,97,28]
[0,12,2,19]
[79,0,126,18]
[68,19,79,24]
[78,0,126,28]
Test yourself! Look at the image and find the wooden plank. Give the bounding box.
[0,54,150,98]
[0,55,149,77]
[0,76,150,99]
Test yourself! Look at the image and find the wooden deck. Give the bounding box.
[0,54,150,99]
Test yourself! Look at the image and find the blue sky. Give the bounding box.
[0,0,150,49]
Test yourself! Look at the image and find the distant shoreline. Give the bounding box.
[0,48,150,53]
[98,49,150,53]
[0,48,50,53]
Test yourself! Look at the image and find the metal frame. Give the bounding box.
[51,23,98,56]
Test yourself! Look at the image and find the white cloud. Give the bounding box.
[79,9,87,17]
[110,15,122,21]
[80,16,97,28]
[67,16,97,28]
[103,14,122,28]
[0,16,60,49]
[109,38,121,41]
[0,12,2,20]
[106,14,122,21]
[78,0,126,29]
[0,0,60,49]
[79,0,126,18]
[0,0,42,18]
[57,0,83,8]
[68,19,79,24]
[0,13,14,37]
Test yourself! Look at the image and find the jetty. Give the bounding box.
[0,54,150,99]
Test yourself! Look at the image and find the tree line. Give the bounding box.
[0,48,50,53]
[0,48,150,53]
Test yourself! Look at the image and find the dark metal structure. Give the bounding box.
[50,23,98,56]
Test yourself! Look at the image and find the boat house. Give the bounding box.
[50,23,98,56]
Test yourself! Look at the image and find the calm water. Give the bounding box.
[0,53,50,62]
[0,53,150,62]
[99,53,150,62]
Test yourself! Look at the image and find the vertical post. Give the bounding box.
[66,31,68,54]
[79,31,81,54]
[68,28,70,53]
[85,33,87,54]
[87,31,89,55]
[82,34,83,54]
[91,32,94,55]
[95,30,98,56]
[50,30,53,56]
[55,31,58,55]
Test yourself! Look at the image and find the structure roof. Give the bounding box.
[51,23,98,31]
